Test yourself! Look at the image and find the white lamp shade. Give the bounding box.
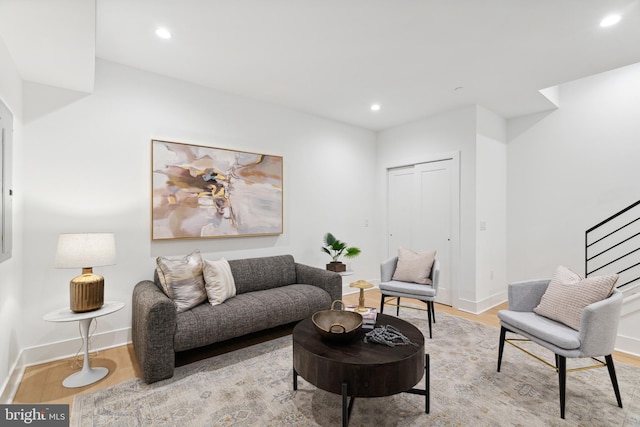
[55,233,116,269]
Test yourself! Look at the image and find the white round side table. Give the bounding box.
[43,301,125,388]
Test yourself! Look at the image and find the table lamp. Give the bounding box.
[55,233,116,313]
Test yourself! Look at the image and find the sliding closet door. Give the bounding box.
[387,166,415,258]
[387,159,454,305]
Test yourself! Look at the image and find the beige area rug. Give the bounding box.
[72,310,640,426]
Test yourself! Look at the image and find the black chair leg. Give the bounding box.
[396,297,400,316]
[605,355,623,408]
[497,326,507,372]
[426,301,432,339]
[379,294,385,313]
[558,355,566,419]
[430,301,436,323]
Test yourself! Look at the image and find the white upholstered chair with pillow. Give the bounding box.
[379,248,440,338]
[497,266,623,419]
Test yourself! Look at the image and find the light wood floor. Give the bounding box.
[12,289,640,409]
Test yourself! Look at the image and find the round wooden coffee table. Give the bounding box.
[292,313,429,426]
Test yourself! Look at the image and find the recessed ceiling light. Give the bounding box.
[600,14,621,27]
[155,27,172,39]
[370,104,381,111]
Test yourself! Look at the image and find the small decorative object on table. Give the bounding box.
[312,300,363,342]
[345,305,378,329]
[349,279,373,312]
[321,232,361,272]
[364,325,419,347]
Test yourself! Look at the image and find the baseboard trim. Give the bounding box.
[455,291,507,315]
[616,334,640,358]
[21,327,132,368]
[0,350,24,404]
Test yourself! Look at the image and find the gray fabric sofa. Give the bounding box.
[132,254,341,384]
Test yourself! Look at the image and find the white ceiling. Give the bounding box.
[2,0,640,130]
[0,0,95,93]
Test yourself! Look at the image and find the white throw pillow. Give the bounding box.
[156,250,207,313]
[392,247,436,285]
[534,265,618,330]
[204,258,237,305]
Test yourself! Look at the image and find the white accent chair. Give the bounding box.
[497,279,623,419]
[379,258,440,338]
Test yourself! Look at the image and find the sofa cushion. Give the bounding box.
[156,250,207,313]
[203,258,236,305]
[174,284,331,351]
[228,255,297,294]
[392,247,436,285]
[533,265,618,330]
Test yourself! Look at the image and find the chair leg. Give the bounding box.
[605,355,623,408]
[558,355,566,419]
[426,301,432,339]
[431,301,436,323]
[379,294,385,313]
[497,326,507,372]
[396,297,400,316]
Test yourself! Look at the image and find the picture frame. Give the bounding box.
[152,139,283,240]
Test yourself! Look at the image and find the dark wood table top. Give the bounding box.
[293,313,425,397]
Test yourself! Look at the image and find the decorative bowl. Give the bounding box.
[312,300,363,343]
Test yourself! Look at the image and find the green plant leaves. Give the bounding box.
[344,247,361,258]
[321,232,361,261]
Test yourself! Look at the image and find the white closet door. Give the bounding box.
[414,161,452,305]
[387,159,454,305]
[387,166,415,258]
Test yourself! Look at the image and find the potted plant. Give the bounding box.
[321,232,361,272]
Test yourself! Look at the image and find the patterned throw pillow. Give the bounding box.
[533,265,618,330]
[392,247,436,285]
[203,258,237,305]
[156,250,207,313]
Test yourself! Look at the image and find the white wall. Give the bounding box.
[475,106,507,310]
[507,62,640,355]
[0,35,24,402]
[18,59,379,365]
[376,106,477,309]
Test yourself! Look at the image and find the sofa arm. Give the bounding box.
[132,280,177,384]
[508,279,550,312]
[295,263,342,303]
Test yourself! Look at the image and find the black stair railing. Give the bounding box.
[585,200,640,290]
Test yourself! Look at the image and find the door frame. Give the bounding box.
[385,151,461,309]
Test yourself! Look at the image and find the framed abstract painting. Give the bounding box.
[152,140,283,240]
